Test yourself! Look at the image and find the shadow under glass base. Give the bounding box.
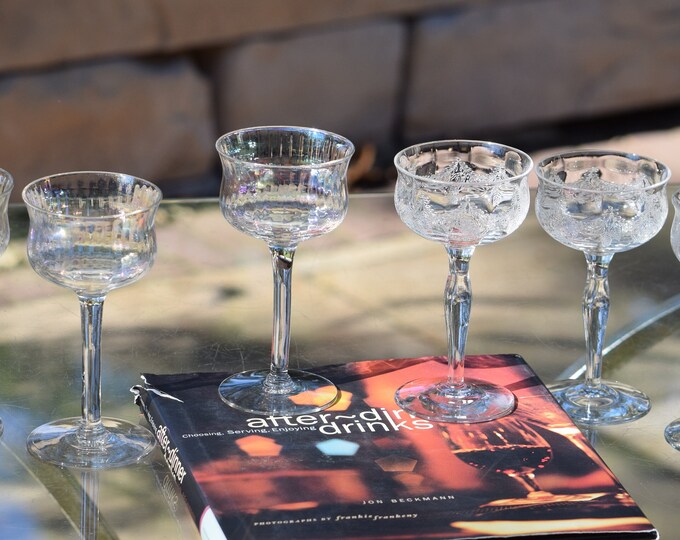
[394,377,516,423]
[218,369,339,416]
[665,419,680,450]
[549,379,650,426]
[0,418,3,438]
[27,417,156,469]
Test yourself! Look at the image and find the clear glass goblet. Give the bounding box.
[0,168,13,439]
[536,151,670,426]
[666,189,680,450]
[216,126,354,416]
[23,171,163,468]
[393,140,533,423]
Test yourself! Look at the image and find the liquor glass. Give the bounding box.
[0,168,13,439]
[216,126,354,416]
[443,417,601,507]
[666,189,680,450]
[393,140,533,423]
[23,171,162,468]
[536,151,670,426]
[444,417,554,502]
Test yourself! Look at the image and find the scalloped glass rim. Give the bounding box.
[394,139,533,186]
[536,150,671,193]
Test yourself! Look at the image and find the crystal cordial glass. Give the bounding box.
[0,168,13,439]
[666,189,680,450]
[393,140,533,423]
[536,151,670,426]
[216,126,354,416]
[23,171,162,468]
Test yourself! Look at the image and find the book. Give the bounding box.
[132,355,658,540]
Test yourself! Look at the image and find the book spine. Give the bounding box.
[134,387,225,539]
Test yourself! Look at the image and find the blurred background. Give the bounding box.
[1,0,679,200]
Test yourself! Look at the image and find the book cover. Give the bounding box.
[133,355,658,540]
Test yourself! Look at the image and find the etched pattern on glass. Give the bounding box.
[24,180,160,295]
[221,165,347,248]
[0,170,12,256]
[671,199,680,262]
[536,167,668,254]
[395,158,530,247]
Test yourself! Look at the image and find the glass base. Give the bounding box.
[665,418,680,450]
[27,417,156,469]
[394,377,516,423]
[218,369,339,416]
[549,379,650,426]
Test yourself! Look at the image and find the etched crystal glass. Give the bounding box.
[0,168,13,439]
[23,172,162,468]
[666,189,680,450]
[216,126,354,416]
[536,151,670,426]
[393,140,533,423]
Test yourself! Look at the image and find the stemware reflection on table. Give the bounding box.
[215,126,354,416]
[535,151,670,426]
[23,171,162,468]
[666,189,680,451]
[0,168,13,439]
[393,140,533,423]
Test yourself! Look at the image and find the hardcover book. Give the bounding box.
[133,355,658,540]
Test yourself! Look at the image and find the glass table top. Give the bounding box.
[0,193,678,538]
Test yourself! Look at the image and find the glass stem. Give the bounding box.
[80,471,99,538]
[445,246,475,387]
[583,253,613,390]
[78,295,107,442]
[266,247,297,394]
[511,473,542,494]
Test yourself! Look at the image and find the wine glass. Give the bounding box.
[0,168,13,439]
[442,417,604,507]
[443,417,554,501]
[536,151,670,426]
[666,189,680,450]
[393,140,533,423]
[23,171,162,468]
[215,126,354,416]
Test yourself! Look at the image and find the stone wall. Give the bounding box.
[1,0,678,199]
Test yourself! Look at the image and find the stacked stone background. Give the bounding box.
[1,0,679,200]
